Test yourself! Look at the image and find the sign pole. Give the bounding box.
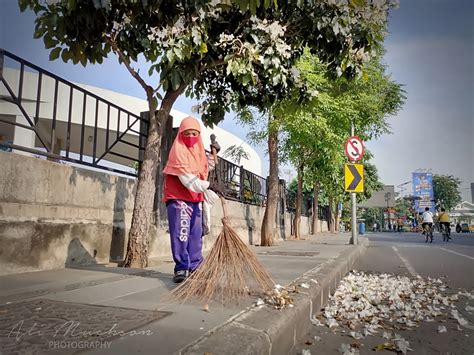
[350,122,358,245]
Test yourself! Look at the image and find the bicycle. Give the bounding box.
[440,223,451,242]
[423,224,433,243]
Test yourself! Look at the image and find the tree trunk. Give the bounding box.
[328,197,336,233]
[312,181,320,234]
[335,201,340,233]
[261,120,279,246]
[292,162,304,239]
[123,88,184,268]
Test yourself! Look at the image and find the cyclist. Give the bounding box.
[438,208,451,239]
[397,217,404,232]
[421,207,434,242]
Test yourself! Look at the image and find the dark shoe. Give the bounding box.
[173,270,187,283]
[188,267,200,276]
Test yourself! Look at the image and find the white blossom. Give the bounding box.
[438,325,447,333]
[321,270,469,346]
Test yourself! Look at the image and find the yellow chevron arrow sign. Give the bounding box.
[344,163,364,192]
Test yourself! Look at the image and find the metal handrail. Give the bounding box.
[0,48,148,176]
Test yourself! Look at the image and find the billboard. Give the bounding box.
[412,172,434,213]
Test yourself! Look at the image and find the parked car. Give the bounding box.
[461,223,470,233]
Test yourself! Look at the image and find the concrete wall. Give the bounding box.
[0,151,136,275]
[0,151,327,275]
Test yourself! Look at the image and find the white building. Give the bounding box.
[450,201,474,225]
[0,66,262,177]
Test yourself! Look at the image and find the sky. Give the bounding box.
[0,0,473,201]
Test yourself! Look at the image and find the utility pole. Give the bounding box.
[350,122,358,245]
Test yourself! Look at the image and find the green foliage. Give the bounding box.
[20,0,397,127]
[287,178,312,195]
[278,50,403,206]
[360,207,382,229]
[395,197,414,218]
[433,174,462,211]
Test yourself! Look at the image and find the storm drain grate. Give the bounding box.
[0,299,171,354]
[258,251,320,257]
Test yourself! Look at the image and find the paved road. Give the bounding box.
[357,231,474,290]
[293,232,474,355]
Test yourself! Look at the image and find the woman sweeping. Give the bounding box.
[163,116,222,283]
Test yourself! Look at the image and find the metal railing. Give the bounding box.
[211,155,267,206]
[286,189,330,219]
[0,49,148,177]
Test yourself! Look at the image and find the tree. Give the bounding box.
[21,0,397,264]
[433,174,462,211]
[395,196,414,218]
[199,1,399,246]
[279,50,403,235]
[360,207,381,231]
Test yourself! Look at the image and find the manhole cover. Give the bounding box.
[0,299,170,354]
[258,251,320,257]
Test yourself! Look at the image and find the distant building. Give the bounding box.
[471,182,474,203]
[359,185,396,230]
[450,201,474,225]
[359,185,395,208]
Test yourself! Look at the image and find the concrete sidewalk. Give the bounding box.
[0,233,368,355]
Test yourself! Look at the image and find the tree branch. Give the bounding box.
[105,36,153,97]
[198,59,226,74]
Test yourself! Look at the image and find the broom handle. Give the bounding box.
[210,137,228,219]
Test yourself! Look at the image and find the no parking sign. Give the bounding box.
[344,136,365,161]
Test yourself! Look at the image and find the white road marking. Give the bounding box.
[392,246,419,277]
[438,247,474,261]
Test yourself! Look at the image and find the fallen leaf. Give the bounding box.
[310,316,324,326]
[373,342,397,352]
[349,331,363,339]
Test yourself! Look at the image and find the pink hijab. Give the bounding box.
[163,116,208,179]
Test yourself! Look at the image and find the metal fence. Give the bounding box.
[213,158,267,206]
[285,189,330,218]
[0,48,148,177]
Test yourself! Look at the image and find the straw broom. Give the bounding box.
[169,135,274,304]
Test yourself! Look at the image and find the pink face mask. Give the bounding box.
[182,135,199,148]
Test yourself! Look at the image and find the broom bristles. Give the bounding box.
[168,218,274,304]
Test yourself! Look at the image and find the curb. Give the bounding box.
[178,237,369,355]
